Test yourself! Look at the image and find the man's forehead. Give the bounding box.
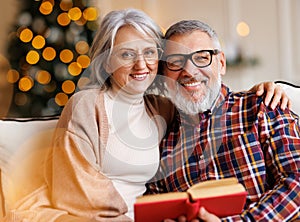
[164,34,213,54]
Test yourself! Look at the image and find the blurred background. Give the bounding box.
[0,0,299,117]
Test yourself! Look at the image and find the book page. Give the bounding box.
[188,178,238,190]
[135,192,188,203]
[188,183,246,199]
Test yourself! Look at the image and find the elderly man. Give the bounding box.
[147,20,300,222]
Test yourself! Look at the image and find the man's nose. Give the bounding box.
[181,59,198,77]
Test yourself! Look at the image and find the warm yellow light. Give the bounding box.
[42,47,56,61]
[68,62,82,76]
[236,22,250,37]
[19,76,34,92]
[39,1,53,15]
[60,49,74,63]
[32,35,46,49]
[55,92,69,106]
[83,7,98,21]
[14,93,28,106]
[75,17,87,26]
[36,70,51,84]
[77,76,90,90]
[62,80,76,94]
[44,81,57,92]
[26,50,40,65]
[68,7,82,21]
[7,69,20,83]
[77,55,90,68]
[60,0,73,11]
[19,28,33,43]
[57,12,71,26]
[75,41,89,54]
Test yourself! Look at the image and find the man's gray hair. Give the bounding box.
[164,20,221,49]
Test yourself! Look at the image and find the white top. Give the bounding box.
[102,87,160,219]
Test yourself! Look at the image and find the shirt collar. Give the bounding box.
[178,83,230,125]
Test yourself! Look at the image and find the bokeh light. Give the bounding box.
[75,40,89,54]
[62,80,76,94]
[77,76,90,90]
[77,55,90,68]
[68,7,82,21]
[60,0,73,11]
[32,35,46,49]
[83,7,98,21]
[42,47,56,61]
[7,69,20,83]
[14,93,28,106]
[236,21,250,37]
[39,1,54,15]
[57,12,71,26]
[55,92,69,106]
[36,70,52,84]
[60,49,74,63]
[19,28,33,43]
[19,76,34,92]
[68,62,82,76]
[26,50,40,65]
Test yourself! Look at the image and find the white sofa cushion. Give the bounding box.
[275,81,300,115]
[0,116,59,215]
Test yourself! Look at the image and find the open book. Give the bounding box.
[134,177,247,222]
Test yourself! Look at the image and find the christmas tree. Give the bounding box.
[6,0,99,117]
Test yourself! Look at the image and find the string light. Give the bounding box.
[77,55,90,68]
[59,49,74,63]
[55,92,68,106]
[68,7,82,21]
[39,1,54,15]
[42,47,56,61]
[32,35,46,49]
[62,80,76,94]
[6,0,99,116]
[26,50,40,65]
[68,62,82,76]
[19,76,34,92]
[7,69,20,83]
[36,70,51,84]
[19,28,33,43]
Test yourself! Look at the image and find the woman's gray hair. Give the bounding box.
[164,20,221,49]
[85,8,163,90]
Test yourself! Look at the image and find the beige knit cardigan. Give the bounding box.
[3,89,174,222]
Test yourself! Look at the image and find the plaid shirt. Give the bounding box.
[146,84,300,222]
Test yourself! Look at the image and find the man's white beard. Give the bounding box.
[166,75,221,115]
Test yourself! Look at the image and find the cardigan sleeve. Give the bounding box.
[44,90,131,221]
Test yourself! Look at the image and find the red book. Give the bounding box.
[134,178,247,222]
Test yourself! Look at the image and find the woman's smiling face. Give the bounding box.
[107,25,159,95]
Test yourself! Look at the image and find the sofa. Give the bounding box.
[0,81,299,218]
[0,116,59,217]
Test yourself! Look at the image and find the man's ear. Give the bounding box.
[219,51,226,76]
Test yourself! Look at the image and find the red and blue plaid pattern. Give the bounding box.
[147,84,300,221]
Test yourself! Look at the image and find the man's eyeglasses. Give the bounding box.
[113,47,163,66]
[164,49,221,71]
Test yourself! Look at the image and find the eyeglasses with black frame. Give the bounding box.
[164,49,221,71]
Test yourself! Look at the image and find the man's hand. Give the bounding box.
[250,81,292,110]
[163,207,221,222]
